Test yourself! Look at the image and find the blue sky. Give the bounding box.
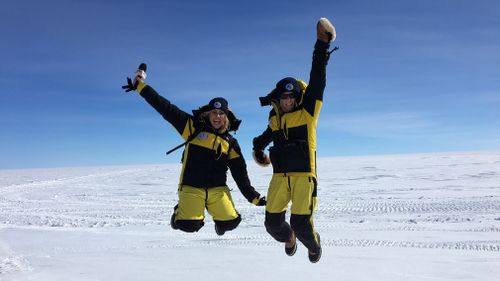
[1,0,499,169]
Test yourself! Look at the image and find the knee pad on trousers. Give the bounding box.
[214,214,242,232]
[265,211,292,242]
[175,219,205,233]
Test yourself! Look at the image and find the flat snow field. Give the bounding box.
[1,151,499,281]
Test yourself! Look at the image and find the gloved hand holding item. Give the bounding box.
[253,149,271,167]
[317,17,336,43]
[122,63,147,92]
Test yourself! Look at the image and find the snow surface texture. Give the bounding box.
[1,151,499,281]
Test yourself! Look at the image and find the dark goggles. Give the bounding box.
[279,93,296,100]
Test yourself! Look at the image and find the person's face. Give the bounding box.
[209,109,226,130]
[279,92,296,113]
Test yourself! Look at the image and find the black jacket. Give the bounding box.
[138,85,260,203]
[253,40,331,177]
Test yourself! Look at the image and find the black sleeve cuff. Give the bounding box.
[314,39,331,52]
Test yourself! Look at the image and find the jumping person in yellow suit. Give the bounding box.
[252,18,336,263]
[123,66,266,235]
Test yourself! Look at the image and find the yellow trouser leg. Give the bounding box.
[289,176,319,252]
[176,186,206,220]
[206,186,239,221]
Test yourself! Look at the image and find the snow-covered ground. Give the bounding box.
[1,151,499,281]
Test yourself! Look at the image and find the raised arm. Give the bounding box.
[138,84,193,136]
[302,18,336,116]
[122,64,194,138]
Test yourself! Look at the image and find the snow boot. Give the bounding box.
[285,232,297,256]
[215,225,226,236]
[308,233,322,263]
[170,213,179,230]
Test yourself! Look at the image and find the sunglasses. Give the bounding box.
[280,93,296,100]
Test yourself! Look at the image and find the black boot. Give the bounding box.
[308,233,322,263]
[215,225,226,236]
[285,231,297,256]
[170,213,179,230]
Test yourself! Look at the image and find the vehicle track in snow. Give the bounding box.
[317,198,500,215]
[142,234,500,252]
[1,151,500,253]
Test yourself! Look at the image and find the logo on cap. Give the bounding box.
[285,83,294,91]
[214,101,222,109]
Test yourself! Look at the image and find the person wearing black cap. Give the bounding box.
[252,18,336,263]
[122,68,266,236]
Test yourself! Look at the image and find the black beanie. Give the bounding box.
[275,77,301,97]
[207,97,229,115]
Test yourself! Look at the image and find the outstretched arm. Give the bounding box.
[138,84,192,136]
[123,64,194,138]
[228,139,265,206]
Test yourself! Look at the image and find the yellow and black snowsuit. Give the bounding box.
[253,40,331,252]
[138,84,262,234]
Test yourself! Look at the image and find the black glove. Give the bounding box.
[253,149,270,167]
[256,196,266,206]
[317,17,336,43]
[122,63,147,92]
[122,77,137,92]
